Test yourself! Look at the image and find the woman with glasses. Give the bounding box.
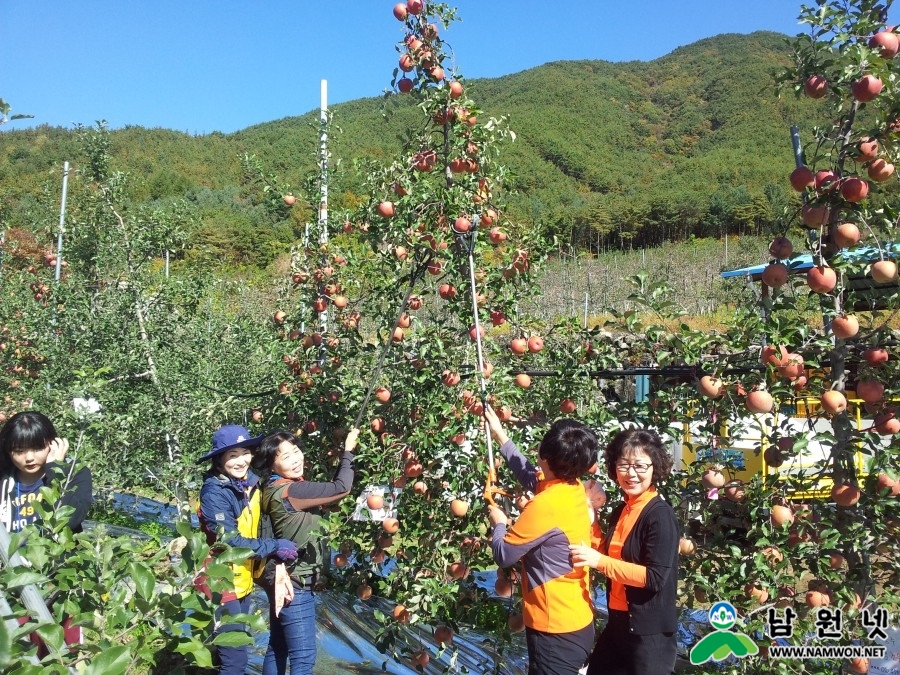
[569,427,679,675]
[251,426,360,675]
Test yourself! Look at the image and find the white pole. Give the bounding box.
[165,249,170,279]
[55,161,70,283]
[319,79,328,247]
[318,80,329,345]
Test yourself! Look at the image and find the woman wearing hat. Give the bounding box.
[197,424,300,675]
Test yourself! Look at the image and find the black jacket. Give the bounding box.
[603,494,679,634]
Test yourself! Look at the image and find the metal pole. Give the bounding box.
[165,249,169,279]
[790,125,804,168]
[55,161,70,283]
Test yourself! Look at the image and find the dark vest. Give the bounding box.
[262,480,327,585]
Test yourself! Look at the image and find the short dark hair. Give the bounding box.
[0,411,57,476]
[251,430,301,481]
[539,419,598,481]
[603,427,672,484]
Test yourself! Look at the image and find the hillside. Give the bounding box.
[0,31,842,268]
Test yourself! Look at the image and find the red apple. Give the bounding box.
[761,262,789,288]
[831,314,859,339]
[862,347,889,367]
[510,337,528,355]
[398,77,414,93]
[833,222,861,248]
[448,81,463,99]
[869,30,900,57]
[872,260,898,283]
[801,203,830,228]
[807,266,837,293]
[769,236,794,259]
[377,201,396,218]
[804,75,828,99]
[789,166,815,191]
[841,177,869,203]
[852,74,883,102]
[527,335,544,353]
[868,158,895,182]
[392,3,408,20]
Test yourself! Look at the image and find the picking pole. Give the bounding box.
[459,222,498,504]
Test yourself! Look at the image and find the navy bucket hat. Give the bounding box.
[196,424,263,464]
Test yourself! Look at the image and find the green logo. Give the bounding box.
[690,601,760,665]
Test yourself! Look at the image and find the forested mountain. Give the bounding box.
[0,32,851,268]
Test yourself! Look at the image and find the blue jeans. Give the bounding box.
[263,586,317,675]
[215,595,252,675]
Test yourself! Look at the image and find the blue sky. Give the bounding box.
[3,1,814,135]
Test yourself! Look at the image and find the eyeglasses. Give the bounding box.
[615,462,652,474]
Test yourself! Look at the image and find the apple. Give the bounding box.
[702,469,726,489]
[856,378,884,403]
[874,411,900,435]
[771,504,794,527]
[510,338,528,355]
[399,53,415,72]
[469,325,485,341]
[442,370,461,386]
[815,169,838,191]
[367,493,385,510]
[283,194,296,206]
[833,222,860,248]
[375,387,391,404]
[746,390,774,414]
[852,74,883,102]
[862,347,889,367]
[769,236,794,259]
[698,375,725,399]
[449,81,463,99]
[789,166,815,191]
[559,398,577,414]
[869,29,900,57]
[776,353,805,380]
[429,66,445,82]
[840,177,869,203]
[804,75,828,98]
[831,483,861,507]
[868,158,895,182]
[489,227,508,244]
[807,266,837,293]
[801,203,830,227]
[490,310,506,326]
[678,538,696,556]
[252,410,263,423]
[434,625,453,646]
[273,310,287,324]
[377,201,395,218]
[872,260,898,283]
[427,260,444,276]
[481,208,498,225]
[406,0,423,14]
[761,262,789,288]
[515,373,532,388]
[439,283,457,300]
[382,518,400,534]
[450,499,469,517]
[527,336,544,353]
[820,390,847,414]
[857,136,880,160]
[447,561,469,579]
[831,314,859,338]
[454,216,472,232]
[397,77,414,93]
[408,295,423,310]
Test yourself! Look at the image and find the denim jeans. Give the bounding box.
[215,595,252,675]
[263,586,317,675]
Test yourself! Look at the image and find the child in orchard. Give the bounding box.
[197,424,300,675]
[250,426,360,675]
[0,410,93,652]
[483,405,601,675]
[0,410,92,535]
